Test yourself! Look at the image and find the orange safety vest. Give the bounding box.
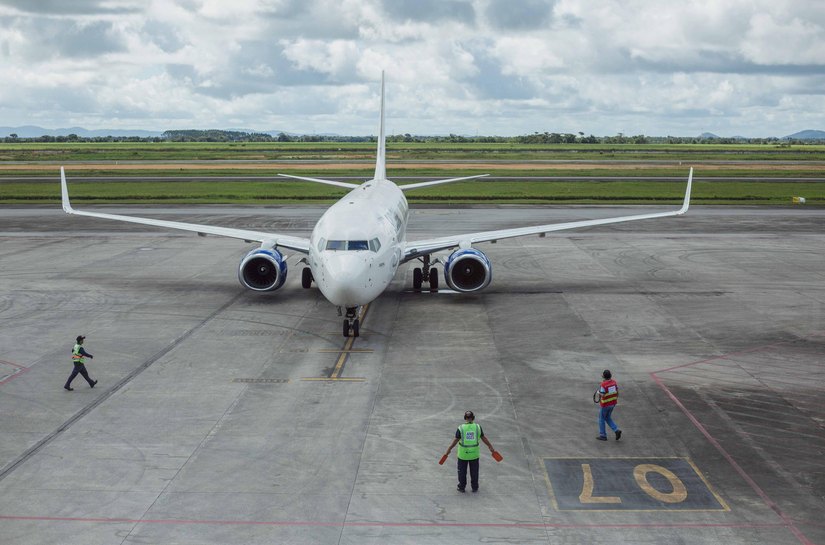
[599,379,618,407]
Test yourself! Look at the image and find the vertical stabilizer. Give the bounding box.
[374,72,386,181]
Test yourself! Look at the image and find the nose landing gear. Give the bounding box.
[342,306,360,337]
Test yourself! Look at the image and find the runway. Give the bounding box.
[0,205,823,544]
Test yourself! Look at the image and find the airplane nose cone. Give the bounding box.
[317,254,371,307]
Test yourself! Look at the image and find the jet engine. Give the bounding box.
[444,248,492,292]
[238,248,287,291]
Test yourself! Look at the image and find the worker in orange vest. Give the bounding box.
[596,369,621,441]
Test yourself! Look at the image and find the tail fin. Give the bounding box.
[374,71,386,181]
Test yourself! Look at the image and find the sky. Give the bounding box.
[1,0,824,137]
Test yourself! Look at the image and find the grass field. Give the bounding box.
[1,141,823,204]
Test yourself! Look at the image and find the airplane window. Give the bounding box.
[348,240,369,251]
[326,240,346,251]
[369,238,381,252]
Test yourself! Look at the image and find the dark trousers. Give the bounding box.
[65,363,94,388]
[457,458,479,491]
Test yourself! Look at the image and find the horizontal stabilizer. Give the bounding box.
[398,174,489,191]
[278,173,359,190]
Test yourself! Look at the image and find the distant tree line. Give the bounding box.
[0,130,820,145]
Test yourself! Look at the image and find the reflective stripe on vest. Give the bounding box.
[600,379,618,407]
[457,422,481,460]
[72,343,84,364]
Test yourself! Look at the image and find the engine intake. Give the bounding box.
[238,248,287,291]
[444,248,492,292]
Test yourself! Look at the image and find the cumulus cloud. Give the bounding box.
[0,0,823,136]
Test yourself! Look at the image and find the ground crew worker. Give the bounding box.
[443,410,496,493]
[596,369,621,441]
[64,335,97,391]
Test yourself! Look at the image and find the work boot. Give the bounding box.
[64,385,73,391]
[90,380,98,388]
[615,430,622,441]
[456,485,465,493]
[596,436,607,441]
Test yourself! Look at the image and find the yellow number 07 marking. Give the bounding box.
[579,463,687,505]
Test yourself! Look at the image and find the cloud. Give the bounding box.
[381,0,476,24]
[484,0,554,30]
[0,0,823,136]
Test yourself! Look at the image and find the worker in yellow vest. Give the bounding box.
[64,335,98,391]
[443,410,496,493]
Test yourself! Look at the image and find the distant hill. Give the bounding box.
[783,130,825,140]
[0,125,330,139]
[699,132,719,139]
[0,126,163,138]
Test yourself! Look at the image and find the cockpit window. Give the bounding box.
[325,240,370,251]
[369,238,381,252]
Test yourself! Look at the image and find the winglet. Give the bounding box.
[678,167,693,215]
[374,71,386,182]
[60,167,75,214]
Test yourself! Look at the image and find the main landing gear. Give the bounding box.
[301,267,313,289]
[342,306,360,338]
[412,254,438,292]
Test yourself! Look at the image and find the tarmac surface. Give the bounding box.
[0,205,823,545]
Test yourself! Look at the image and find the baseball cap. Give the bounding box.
[76,335,86,342]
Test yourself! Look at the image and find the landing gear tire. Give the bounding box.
[302,267,313,289]
[343,319,350,337]
[413,268,423,290]
[428,267,438,291]
[352,319,360,338]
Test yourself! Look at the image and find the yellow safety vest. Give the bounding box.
[457,423,481,460]
[72,343,85,364]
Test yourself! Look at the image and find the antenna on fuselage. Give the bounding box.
[374,71,386,182]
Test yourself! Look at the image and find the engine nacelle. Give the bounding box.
[238,248,288,291]
[444,248,492,292]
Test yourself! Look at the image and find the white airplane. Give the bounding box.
[61,75,692,337]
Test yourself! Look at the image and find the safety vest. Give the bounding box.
[457,422,481,460]
[600,379,618,407]
[72,343,85,364]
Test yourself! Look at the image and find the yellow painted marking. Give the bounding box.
[686,457,730,511]
[633,464,688,504]
[329,304,370,379]
[578,464,621,504]
[317,349,374,353]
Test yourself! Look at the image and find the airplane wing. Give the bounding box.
[402,168,693,262]
[60,167,311,254]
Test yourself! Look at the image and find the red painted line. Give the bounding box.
[0,514,789,530]
[0,359,30,385]
[650,372,814,545]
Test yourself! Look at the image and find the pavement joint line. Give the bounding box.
[0,292,244,483]
[300,377,366,382]
[0,515,795,530]
[317,349,374,353]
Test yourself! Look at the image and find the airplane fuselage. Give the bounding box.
[308,178,408,308]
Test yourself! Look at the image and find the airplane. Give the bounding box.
[61,74,693,338]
